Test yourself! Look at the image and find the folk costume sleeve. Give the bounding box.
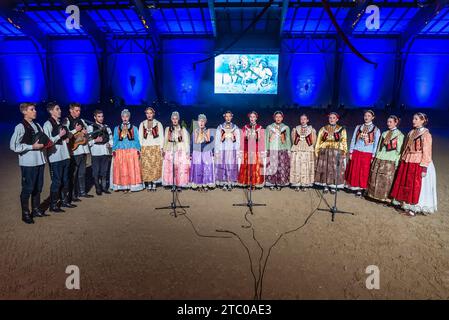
[314,127,324,157]
[395,132,404,166]
[349,125,359,155]
[421,132,432,168]
[341,128,348,155]
[10,124,32,153]
[372,128,381,157]
[158,122,164,151]
[112,127,119,152]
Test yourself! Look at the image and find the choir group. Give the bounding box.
[10,102,438,225]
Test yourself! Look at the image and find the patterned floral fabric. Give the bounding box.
[162,125,190,187]
[162,151,190,187]
[315,148,346,188]
[265,122,291,186]
[290,125,316,187]
[141,145,163,183]
[367,158,396,202]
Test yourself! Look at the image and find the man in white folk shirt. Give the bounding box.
[10,103,50,224]
[43,102,77,213]
[88,109,113,196]
[63,102,94,201]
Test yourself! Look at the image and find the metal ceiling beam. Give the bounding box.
[62,0,107,50]
[392,1,449,109]
[279,0,289,36]
[0,7,47,50]
[207,0,217,37]
[399,0,449,50]
[13,2,426,11]
[132,0,160,47]
[341,0,370,35]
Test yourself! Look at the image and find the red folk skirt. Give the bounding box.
[390,161,423,205]
[238,151,264,187]
[345,150,372,189]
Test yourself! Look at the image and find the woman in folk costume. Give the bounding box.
[190,114,215,191]
[265,111,291,190]
[290,114,317,192]
[138,107,164,192]
[111,109,144,192]
[162,111,190,189]
[390,113,437,216]
[345,110,381,197]
[214,110,240,191]
[237,111,265,189]
[315,112,348,194]
[367,115,404,203]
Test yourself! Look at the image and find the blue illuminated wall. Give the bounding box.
[400,39,449,109]
[281,38,335,107]
[340,38,396,108]
[0,36,448,110]
[0,40,46,103]
[162,39,213,107]
[48,40,100,104]
[107,39,156,106]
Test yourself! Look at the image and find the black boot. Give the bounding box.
[102,178,111,194]
[78,177,94,198]
[61,189,77,208]
[94,178,102,196]
[49,192,65,213]
[71,188,81,202]
[31,193,48,217]
[20,195,34,224]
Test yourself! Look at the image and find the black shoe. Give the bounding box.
[31,194,46,216]
[61,190,77,208]
[95,188,102,196]
[49,192,64,213]
[21,195,34,224]
[22,211,34,224]
[72,196,82,202]
[49,205,65,213]
[32,208,48,218]
[79,193,94,198]
[61,201,77,208]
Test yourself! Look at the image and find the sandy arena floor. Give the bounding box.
[0,129,448,300]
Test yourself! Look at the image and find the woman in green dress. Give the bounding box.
[366,115,404,203]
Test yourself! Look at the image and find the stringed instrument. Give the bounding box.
[70,128,104,151]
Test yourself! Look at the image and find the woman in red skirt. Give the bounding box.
[390,113,437,216]
[237,111,265,189]
[345,110,381,197]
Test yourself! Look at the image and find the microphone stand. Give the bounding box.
[156,128,189,217]
[318,128,354,222]
[233,125,266,214]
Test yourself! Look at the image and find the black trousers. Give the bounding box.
[49,159,70,193]
[20,165,45,207]
[91,155,111,180]
[69,154,87,197]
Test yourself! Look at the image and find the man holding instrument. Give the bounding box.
[88,109,113,196]
[10,103,48,224]
[64,102,93,201]
[43,102,76,213]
